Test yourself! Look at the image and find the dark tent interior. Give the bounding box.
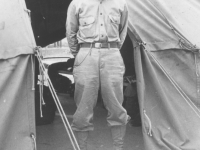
[25,0,70,47]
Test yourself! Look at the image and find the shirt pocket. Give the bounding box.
[79,16,96,38]
[107,14,120,38]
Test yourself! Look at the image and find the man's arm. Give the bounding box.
[118,3,128,50]
[66,2,79,57]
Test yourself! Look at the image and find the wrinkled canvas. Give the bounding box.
[127,0,200,149]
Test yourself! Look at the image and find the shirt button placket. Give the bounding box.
[99,2,104,41]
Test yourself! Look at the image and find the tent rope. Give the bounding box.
[39,66,45,117]
[30,133,37,150]
[195,53,200,77]
[143,110,153,137]
[134,42,147,50]
[34,47,80,150]
[31,55,35,91]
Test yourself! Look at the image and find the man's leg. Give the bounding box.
[72,48,100,150]
[74,131,89,150]
[100,48,129,150]
[110,125,127,150]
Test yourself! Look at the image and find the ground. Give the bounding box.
[36,93,144,150]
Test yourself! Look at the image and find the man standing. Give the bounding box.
[66,0,129,149]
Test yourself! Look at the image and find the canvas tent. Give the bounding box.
[1,0,200,149]
[0,0,36,149]
[126,0,200,149]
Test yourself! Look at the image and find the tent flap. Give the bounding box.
[0,55,35,150]
[134,46,200,150]
[0,0,36,149]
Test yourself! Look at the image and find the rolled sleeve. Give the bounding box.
[66,2,79,56]
[118,4,128,50]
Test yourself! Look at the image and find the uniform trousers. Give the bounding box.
[71,47,129,131]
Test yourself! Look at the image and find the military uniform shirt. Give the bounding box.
[66,0,128,56]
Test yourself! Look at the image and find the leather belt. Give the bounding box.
[80,43,118,49]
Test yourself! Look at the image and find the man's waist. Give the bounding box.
[80,42,118,49]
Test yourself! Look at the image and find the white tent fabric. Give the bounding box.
[150,0,200,47]
[127,0,200,51]
[0,0,35,59]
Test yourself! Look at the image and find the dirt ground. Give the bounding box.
[36,93,144,150]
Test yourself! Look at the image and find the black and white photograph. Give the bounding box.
[0,0,200,150]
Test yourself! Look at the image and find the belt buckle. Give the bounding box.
[94,43,102,48]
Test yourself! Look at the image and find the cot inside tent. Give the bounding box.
[0,0,36,150]
[126,0,200,149]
